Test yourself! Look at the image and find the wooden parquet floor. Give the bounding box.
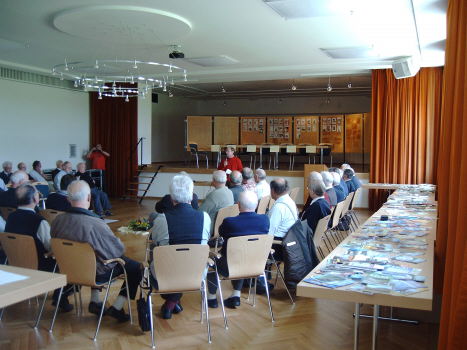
[0,199,439,350]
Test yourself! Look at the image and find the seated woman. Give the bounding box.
[217,146,243,175]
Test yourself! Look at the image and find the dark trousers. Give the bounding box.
[207,256,243,295]
[91,187,111,215]
[95,256,142,300]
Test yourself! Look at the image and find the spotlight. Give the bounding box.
[64,58,69,71]
[94,60,99,69]
[125,95,129,102]
[326,76,332,92]
[74,80,78,88]
[168,90,173,98]
[347,81,352,88]
[291,84,297,91]
[221,84,226,93]
[133,59,138,69]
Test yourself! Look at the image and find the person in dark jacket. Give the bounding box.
[302,180,331,234]
[0,171,29,208]
[331,172,345,203]
[45,174,75,211]
[75,162,112,216]
[5,183,73,312]
[321,171,337,208]
[228,170,244,204]
[51,160,63,181]
[206,191,269,309]
[341,163,361,190]
[0,161,13,184]
[343,168,357,193]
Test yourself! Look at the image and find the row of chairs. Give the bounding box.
[187,142,332,170]
[0,207,63,223]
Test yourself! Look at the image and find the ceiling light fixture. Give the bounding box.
[221,84,226,93]
[347,81,352,88]
[326,76,333,92]
[291,84,297,91]
[168,90,174,98]
[53,59,187,99]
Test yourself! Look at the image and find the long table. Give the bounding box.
[297,185,437,349]
[0,265,66,308]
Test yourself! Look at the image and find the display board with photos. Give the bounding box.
[345,114,363,153]
[240,116,267,145]
[294,115,320,145]
[214,116,239,145]
[320,115,344,152]
[266,116,294,144]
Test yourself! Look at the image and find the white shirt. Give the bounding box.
[267,194,298,238]
[310,195,325,205]
[0,215,5,232]
[18,206,52,251]
[256,179,270,199]
[29,170,47,183]
[0,178,6,191]
[53,170,67,191]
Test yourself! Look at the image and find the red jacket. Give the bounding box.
[217,156,243,172]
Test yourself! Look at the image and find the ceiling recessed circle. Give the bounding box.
[53,5,192,45]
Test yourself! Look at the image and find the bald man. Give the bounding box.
[51,180,142,322]
[228,170,244,203]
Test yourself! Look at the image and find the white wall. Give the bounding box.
[0,79,89,170]
[138,95,152,165]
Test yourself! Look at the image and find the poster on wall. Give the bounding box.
[320,115,344,152]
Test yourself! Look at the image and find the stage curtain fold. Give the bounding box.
[369,67,443,210]
[437,0,467,348]
[90,93,138,197]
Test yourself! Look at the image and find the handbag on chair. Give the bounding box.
[137,268,152,332]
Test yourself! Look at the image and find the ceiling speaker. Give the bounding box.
[392,57,420,79]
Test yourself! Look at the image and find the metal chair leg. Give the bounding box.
[93,269,114,341]
[122,269,133,324]
[34,291,49,328]
[202,280,212,343]
[273,260,294,304]
[73,285,79,316]
[195,154,199,168]
[262,273,275,323]
[148,293,155,349]
[215,269,228,329]
[49,286,64,332]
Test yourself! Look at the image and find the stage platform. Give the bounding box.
[138,163,369,207]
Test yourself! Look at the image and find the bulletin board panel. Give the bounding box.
[187,116,212,150]
[267,116,294,144]
[294,115,319,145]
[240,117,266,144]
[345,114,363,153]
[320,115,344,152]
[214,116,239,145]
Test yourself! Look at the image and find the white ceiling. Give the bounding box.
[0,0,446,87]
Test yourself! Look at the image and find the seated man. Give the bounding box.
[268,178,298,240]
[343,168,357,194]
[51,180,142,322]
[53,161,72,191]
[5,184,73,311]
[228,170,244,204]
[29,160,47,183]
[341,163,361,190]
[0,161,13,185]
[254,168,270,199]
[45,174,75,211]
[51,160,63,181]
[0,177,6,192]
[302,171,327,215]
[150,173,210,319]
[321,171,337,208]
[153,172,199,213]
[0,171,29,208]
[331,172,345,203]
[199,170,234,233]
[17,162,34,181]
[329,167,348,198]
[301,180,331,233]
[206,191,269,309]
[241,167,256,192]
[75,162,111,216]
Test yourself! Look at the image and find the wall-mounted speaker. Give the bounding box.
[152,93,158,103]
[392,56,420,79]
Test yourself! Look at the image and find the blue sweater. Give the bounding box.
[302,198,331,234]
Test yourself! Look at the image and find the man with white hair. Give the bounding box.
[241,167,256,192]
[199,170,234,232]
[302,180,331,233]
[329,167,348,197]
[29,160,47,183]
[255,168,270,199]
[150,173,211,319]
[302,171,329,215]
[75,162,112,216]
[321,171,337,208]
[51,180,142,322]
[0,161,13,184]
[53,161,73,191]
[341,163,361,190]
[228,170,244,203]
[51,160,63,181]
[268,178,298,239]
[206,191,269,309]
[0,170,29,207]
[331,172,345,203]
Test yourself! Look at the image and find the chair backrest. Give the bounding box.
[153,244,209,292]
[289,187,299,202]
[330,200,346,228]
[268,198,275,210]
[350,187,361,209]
[256,195,271,214]
[341,192,354,217]
[0,233,38,269]
[321,146,332,156]
[226,234,273,279]
[188,142,198,155]
[40,209,64,224]
[261,143,271,155]
[213,204,240,239]
[312,214,332,249]
[51,238,97,286]
[0,207,16,220]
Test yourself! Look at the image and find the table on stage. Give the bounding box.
[0,265,66,308]
[297,184,437,350]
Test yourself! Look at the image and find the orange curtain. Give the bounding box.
[437,0,467,348]
[369,67,443,209]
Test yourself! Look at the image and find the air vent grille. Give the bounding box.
[0,66,80,91]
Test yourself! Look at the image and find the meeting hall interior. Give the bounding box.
[0,1,465,349]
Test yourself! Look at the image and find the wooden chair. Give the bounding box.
[0,233,54,327]
[256,195,271,214]
[348,187,362,225]
[0,207,15,220]
[312,214,332,259]
[212,204,239,251]
[49,238,132,341]
[340,192,356,232]
[148,244,210,348]
[326,200,347,248]
[211,235,275,328]
[289,187,299,202]
[39,209,64,224]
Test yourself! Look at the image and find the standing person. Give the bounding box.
[217,146,243,175]
[87,144,110,189]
